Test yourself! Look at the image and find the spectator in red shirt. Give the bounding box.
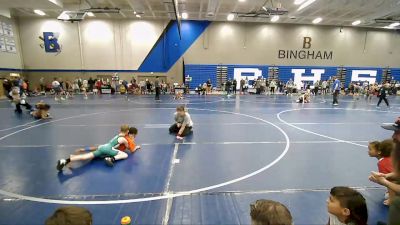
[368,139,394,205]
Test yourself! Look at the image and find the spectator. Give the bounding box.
[3,79,12,100]
[139,80,146,95]
[322,80,328,95]
[95,79,102,95]
[250,199,292,225]
[206,79,212,94]
[45,206,92,225]
[146,79,151,94]
[368,139,394,205]
[240,78,245,95]
[88,77,95,92]
[39,77,45,92]
[286,79,294,96]
[155,76,160,100]
[270,79,277,95]
[327,186,368,225]
[226,80,232,95]
[52,78,64,101]
[232,79,237,94]
[371,120,400,224]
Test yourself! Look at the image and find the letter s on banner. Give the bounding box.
[351,70,377,83]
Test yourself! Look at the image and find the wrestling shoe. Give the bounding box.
[104,157,115,167]
[176,136,184,140]
[57,159,67,171]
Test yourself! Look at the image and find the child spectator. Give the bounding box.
[368,140,394,205]
[45,206,92,225]
[250,199,292,225]
[327,186,368,225]
[369,129,400,224]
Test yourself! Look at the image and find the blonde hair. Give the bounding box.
[120,125,130,133]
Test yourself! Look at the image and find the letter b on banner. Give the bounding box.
[303,37,312,49]
[43,32,60,53]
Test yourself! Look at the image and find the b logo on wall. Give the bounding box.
[278,37,333,60]
[39,32,62,55]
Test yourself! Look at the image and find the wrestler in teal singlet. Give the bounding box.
[92,135,122,158]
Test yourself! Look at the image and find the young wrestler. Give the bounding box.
[173,91,184,100]
[30,101,51,119]
[75,127,140,154]
[57,125,130,171]
[169,105,193,140]
[368,140,394,205]
[117,127,141,153]
[10,87,32,113]
[296,90,311,103]
[327,186,368,225]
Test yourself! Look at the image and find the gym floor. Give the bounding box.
[0,94,396,225]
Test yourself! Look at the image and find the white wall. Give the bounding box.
[184,22,400,67]
[5,18,400,89]
[0,16,23,69]
[17,18,167,70]
[15,19,400,71]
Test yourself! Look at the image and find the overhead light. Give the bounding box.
[227,13,235,21]
[262,6,267,11]
[133,11,137,14]
[182,12,188,19]
[352,20,361,26]
[86,12,95,17]
[271,15,280,22]
[136,14,141,18]
[238,0,246,2]
[297,0,316,11]
[34,9,46,16]
[383,26,394,29]
[294,0,307,5]
[389,22,400,27]
[58,12,70,20]
[312,17,322,24]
